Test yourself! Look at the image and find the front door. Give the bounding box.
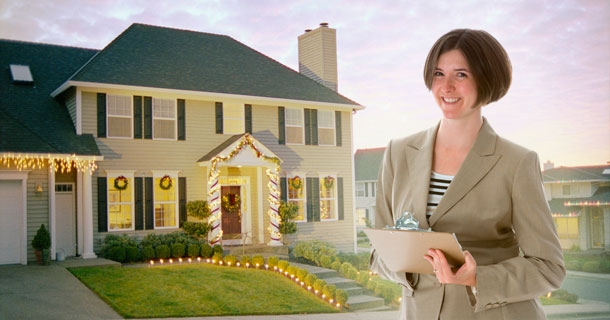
[590,208,604,249]
[221,186,242,239]
[56,184,75,257]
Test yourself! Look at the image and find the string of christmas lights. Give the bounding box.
[0,152,98,174]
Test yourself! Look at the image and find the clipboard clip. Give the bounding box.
[385,211,432,232]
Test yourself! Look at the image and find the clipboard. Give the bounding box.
[364,228,465,274]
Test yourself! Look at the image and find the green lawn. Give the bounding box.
[540,296,573,305]
[69,264,339,318]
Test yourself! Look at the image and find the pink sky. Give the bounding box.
[1,0,608,167]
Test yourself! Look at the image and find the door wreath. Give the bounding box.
[222,193,241,213]
[114,176,128,191]
[159,175,173,190]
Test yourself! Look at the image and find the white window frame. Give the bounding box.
[152,170,180,229]
[287,173,307,223]
[317,110,336,146]
[152,98,177,140]
[285,108,305,145]
[106,170,136,232]
[319,173,338,221]
[106,94,133,139]
[356,182,365,197]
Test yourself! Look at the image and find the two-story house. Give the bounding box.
[0,23,364,265]
[354,147,385,231]
[543,163,610,252]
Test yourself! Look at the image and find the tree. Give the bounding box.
[278,200,298,244]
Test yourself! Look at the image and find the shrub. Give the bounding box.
[212,244,223,256]
[171,243,186,258]
[267,256,279,268]
[108,246,126,262]
[241,255,251,266]
[305,273,318,287]
[286,265,297,276]
[142,246,155,260]
[323,284,336,300]
[331,260,342,271]
[182,221,211,239]
[187,244,200,258]
[296,268,309,281]
[224,255,237,266]
[212,251,223,263]
[367,277,380,291]
[186,200,211,219]
[336,289,348,306]
[101,234,138,258]
[357,271,370,286]
[565,260,582,271]
[347,267,359,280]
[337,251,370,270]
[552,289,579,303]
[319,255,332,268]
[582,261,601,273]
[278,260,289,271]
[252,255,265,268]
[381,285,396,303]
[125,246,139,262]
[313,279,326,293]
[293,240,336,265]
[340,262,353,275]
[32,224,51,251]
[200,243,213,258]
[278,201,298,243]
[155,245,170,259]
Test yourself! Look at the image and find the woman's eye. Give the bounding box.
[457,72,467,78]
[434,71,443,76]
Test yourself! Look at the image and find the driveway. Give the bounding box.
[0,264,122,320]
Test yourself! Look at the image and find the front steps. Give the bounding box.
[291,262,393,312]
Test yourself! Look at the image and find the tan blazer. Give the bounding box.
[370,118,565,320]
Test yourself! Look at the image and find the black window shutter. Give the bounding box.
[179,177,187,227]
[178,99,186,140]
[365,182,368,197]
[215,102,223,134]
[280,177,287,203]
[304,109,311,145]
[133,96,143,139]
[97,93,106,138]
[144,96,152,139]
[311,109,318,145]
[97,177,107,232]
[135,177,144,230]
[278,107,285,144]
[338,177,344,220]
[335,111,342,146]
[245,104,252,134]
[312,177,320,221]
[306,177,313,222]
[145,177,154,229]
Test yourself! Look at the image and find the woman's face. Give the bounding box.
[431,49,480,120]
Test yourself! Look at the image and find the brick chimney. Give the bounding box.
[298,22,338,91]
[543,160,555,171]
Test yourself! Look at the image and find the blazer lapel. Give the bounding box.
[405,123,439,230]
[428,118,501,227]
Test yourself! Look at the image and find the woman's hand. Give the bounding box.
[424,249,477,287]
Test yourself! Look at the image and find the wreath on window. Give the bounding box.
[323,176,335,190]
[114,176,128,191]
[159,175,173,190]
[289,176,303,190]
[222,193,241,213]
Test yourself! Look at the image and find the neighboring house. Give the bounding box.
[543,164,610,252]
[354,147,385,231]
[0,22,364,265]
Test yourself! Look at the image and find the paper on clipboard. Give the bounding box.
[364,228,465,274]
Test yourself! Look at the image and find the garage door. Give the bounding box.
[0,180,23,265]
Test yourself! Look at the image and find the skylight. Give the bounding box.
[9,64,33,83]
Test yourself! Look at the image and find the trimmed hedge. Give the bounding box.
[187,244,200,258]
[267,256,279,268]
[171,243,185,258]
[125,246,139,262]
[155,245,170,259]
[252,255,265,268]
[142,246,155,260]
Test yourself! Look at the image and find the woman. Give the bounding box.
[370,29,565,319]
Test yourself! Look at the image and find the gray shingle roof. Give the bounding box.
[543,165,610,183]
[355,147,385,181]
[0,39,100,155]
[68,23,359,106]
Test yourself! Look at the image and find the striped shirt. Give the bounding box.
[426,171,454,217]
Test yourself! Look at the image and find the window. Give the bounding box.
[319,174,338,220]
[356,208,367,226]
[288,174,307,222]
[107,94,132,138]
[554,217,579,239]
[223,103,245,134]
[317,110,335,146]
[356,182,365,197]
[153,98,176,139]
[285,108,304,144]
[562,185,571,196]
[153,172,178,228]
[107,172,134,231]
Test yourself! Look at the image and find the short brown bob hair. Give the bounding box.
[424,29,512,108]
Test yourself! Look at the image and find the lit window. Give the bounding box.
[285,108,304,144]
[107,173,134,231]
[288,174,306,222]
[153,98,176,139]
[107,95,132,138]
[319,174,338,221]
[554,217,579,239]
[154,173,178,228]
[317,110,335,146]
[356,183,365,197]
[223,103,245,134]
[356,208,367,226]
